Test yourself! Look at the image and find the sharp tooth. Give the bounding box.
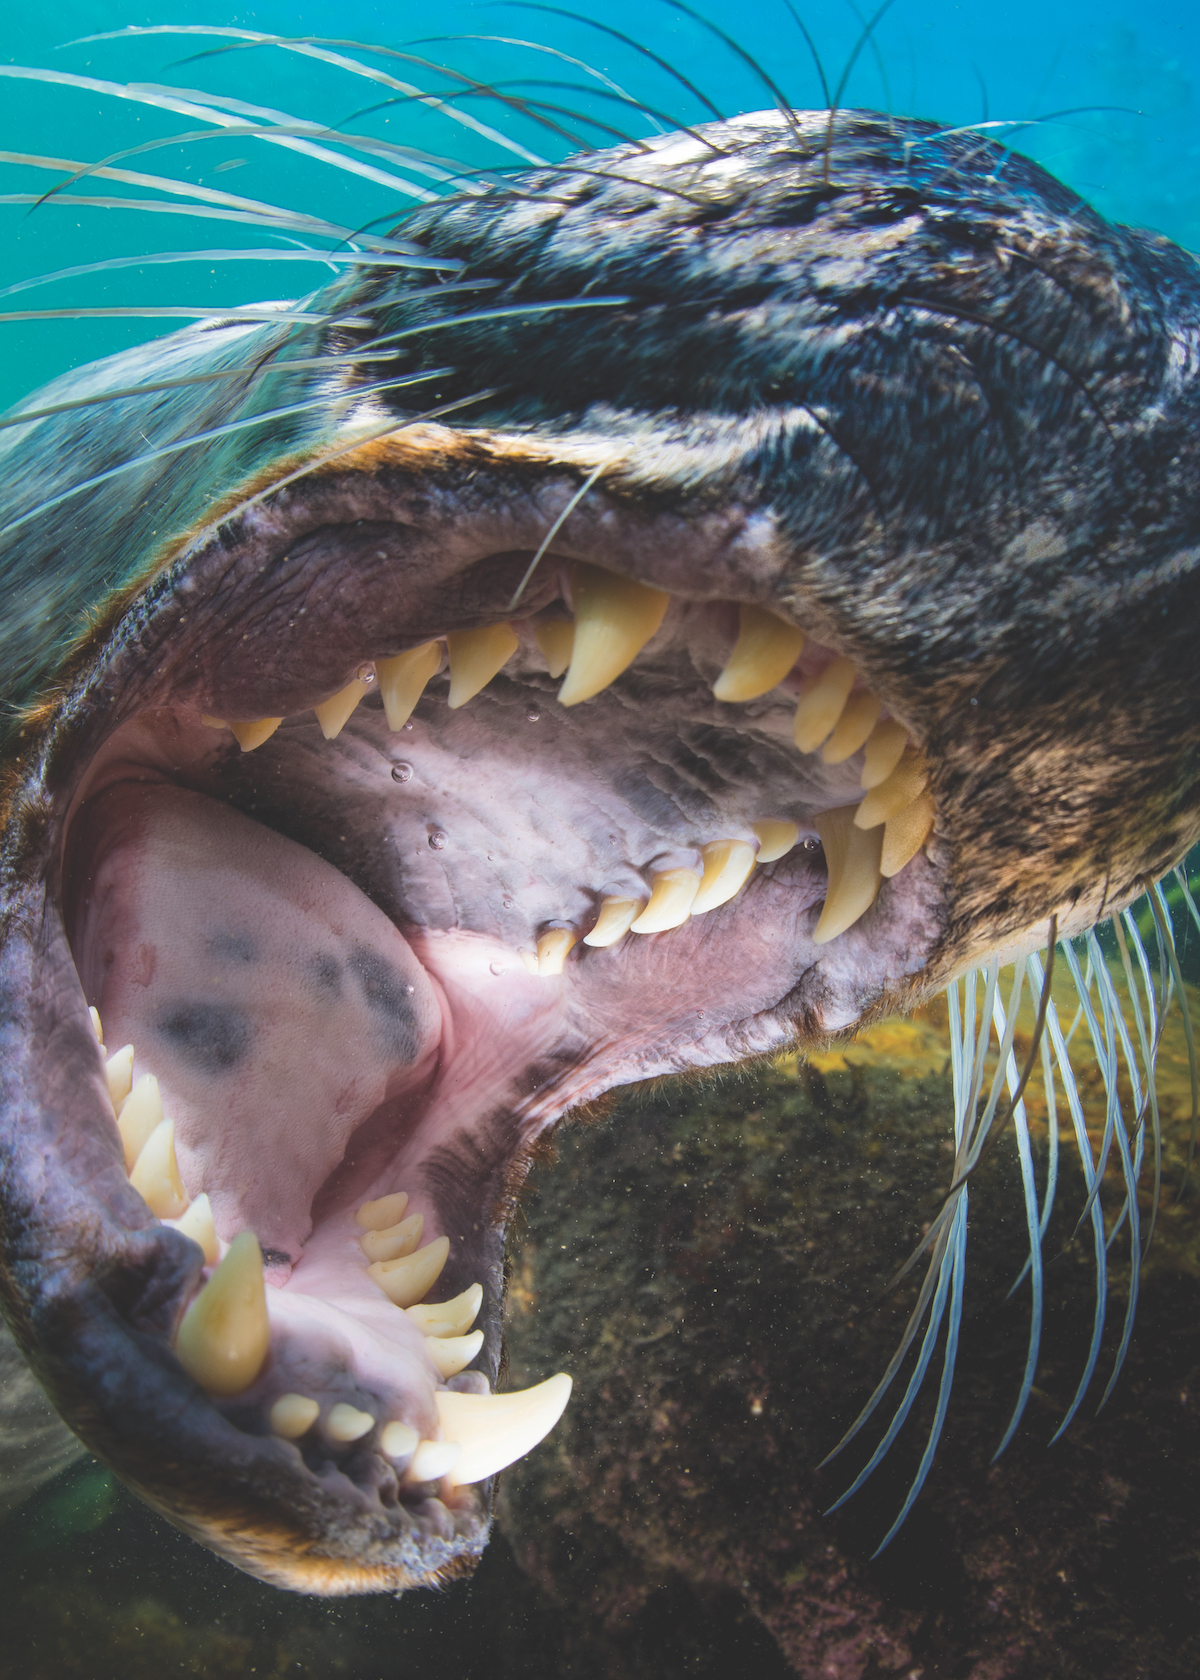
[536,927,578,975]
[629,868,701,933]
[712,604,804,702]
[175,1231,270,1397]
[436,1372,573,1485]
[427,1330,485,1380]
[327,1402,375,1443]
[89,1006,104,1045]
[812,808,884,944]
[201,715,227,730]
[446,624,519,708]
[689,839,757,914]
[820,692,882,764]
[792,657,858,753]
[407,1440,462,1482]
[355,1192,409,1231]
[314,676,372,740]
[557,563,670,707]
[534,620,575,678]
[117,1073,163,1170]
[270,1393,320,1439]
[582,896,643,948]
[360,1210,423,1263]
[227,718,283,752]
[407,1283,483,1339]
[380,1420,419,1460]
[881,790,936,877]
[855,750,930,829]
[175,1193,219,1265]
[368,1235,450,1308]
[376,641,441,730]
[129,1119,189,1218]
[860,718,909,788]
[105,1043,133,1111]
[751,820,799,863]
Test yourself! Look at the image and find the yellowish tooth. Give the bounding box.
[855,750,930,829]
[380,1419,419,1460]
[327,1402,375,1443]
[557,562,670,707]
[689,839,757,915]
[446,624,520,708]
[117,1073,163,1171]
[534,619,575,679]
[200,715,227,730]
[427,1330,485,1380]
[407,1283,484,1339]
[105,1043,134,1112]
[792,657,858,753]
[129,1119,189,1219]
[437,1372,573,1486]
[712,604,805,702]
[860,718,909,789]
[518,949,539,975]
[270,1393,320,1439]
[175,1231,270,1397]
[536,927,578,976]
[355,1192,409,1232]
[360,1211,423,1264]
[629,868,701,933]
[751,820,799,863]
[582,896,643,948]
[820,691,882,764]
[812,808,884,944]
[368,1235,450,1309]
[407,1440,462,1482]
[227,717,283,752]
[880,790,936,878]
[314,676,372,740]
[376,641,441,730]
[89,1006,103,1045]
[175,1193,219,1265]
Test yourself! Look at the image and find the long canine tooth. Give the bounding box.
[751,820,799,863]
[881,790,936,877]
[536,926,578,976]
[314,676,372,740]
[360,1211,423,1263]
[89,1006,104,1044]
[368,1235,450,1308]
[380,1420,419,1460]
[407,1282,483,1339]
[629,868,701,933]
[855,750,930,829]
[689,839,757,914]
[408,1440,462,1482]
[175,1193,219,1265]
[437,1372,573,1485]
[327,1402,375,1443]
[427,1330,485,1380]
[821,692,882,764]
[557,562,670,707]
[105,1043,133,1111]
[812,808,884,944]
[228,717,283,752]
[129,1119,188,1218]
[117,1073,163,1170]
[582,896,643,948]
[270,1393,320,1438]
[792,657,858,753]
[175,1231,270,1397]
[356,1191,409,1231]
[534,620,575,678]
[712,604,804,702]
[860,718,909,788]
[446,624,519,708]
[376,641,441,730]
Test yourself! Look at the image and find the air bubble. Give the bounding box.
[526,707,541,723]
[391,762,413,784]
[490,961,504,976]
[428,829,448,851]
[502,897,514,911]
[357,662,376,685]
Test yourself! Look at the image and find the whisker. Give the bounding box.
[0,192,416,253]
[783,2,832,110]
[0,249,443,305]
[417,32,669,135]
[822,0,901,181]
[655,0,807,146]
[0,305,371,327]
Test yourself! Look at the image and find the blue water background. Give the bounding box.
[1,0,1197,414]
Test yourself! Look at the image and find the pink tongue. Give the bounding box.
[70,783,443,1259]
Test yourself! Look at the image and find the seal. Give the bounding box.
[0,104,1197,1593]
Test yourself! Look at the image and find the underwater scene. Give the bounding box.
[1,0,1199,1674]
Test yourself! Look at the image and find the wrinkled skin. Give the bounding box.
[0,110,1198,1592]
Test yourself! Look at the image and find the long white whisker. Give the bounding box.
[0,193,414,253]
[0,249,439,305]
